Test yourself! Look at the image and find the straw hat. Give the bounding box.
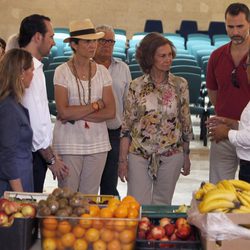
[64,19,104,43]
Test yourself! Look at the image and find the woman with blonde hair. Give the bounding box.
[0,48,34,196]
[53,19,115,193]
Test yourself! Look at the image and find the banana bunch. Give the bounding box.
[174,204,188,213]
[194,181,216,200]
[194,179,250,214]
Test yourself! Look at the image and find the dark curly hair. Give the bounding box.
[135,32,176,74]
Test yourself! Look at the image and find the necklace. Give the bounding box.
[72,58,92,128]
[151,71,169,85]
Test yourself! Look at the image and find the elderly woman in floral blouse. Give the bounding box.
[118,33,193,205]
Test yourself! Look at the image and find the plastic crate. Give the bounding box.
[137,205,201,250]
[141,205,188,218]
[0,218,38,250]
[38,212,140,250]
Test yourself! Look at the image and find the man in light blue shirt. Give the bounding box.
[94,25,131,196]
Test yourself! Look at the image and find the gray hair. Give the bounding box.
[96,25,114,34]
[6,33,20,52]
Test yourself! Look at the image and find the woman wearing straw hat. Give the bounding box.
[53,19,116,194]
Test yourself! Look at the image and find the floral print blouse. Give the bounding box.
[121,73,193,158]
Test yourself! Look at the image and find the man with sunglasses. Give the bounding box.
[206,3,250,184]
[94,25,131,196]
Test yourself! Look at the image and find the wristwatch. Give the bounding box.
[92,101,99,112]
[46,156,56,166]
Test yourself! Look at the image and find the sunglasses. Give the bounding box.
[231,68,239,88]
[98,39,116,45]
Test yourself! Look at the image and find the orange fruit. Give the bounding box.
[121,195,136,203]
[128,201,140,211]
[119,229,135,244]
[85,228,100,242]
[107,239,122,250]
[127,208,139,218]
[93,239,107,250]
[42,237,57,250]
[100,228,114,242]
[58,220,72,234]
[100,207,113,218]
[114,206,128,218]
[42,217,58,231]
[121,242,134,250]
[126,219,138,229]
[108,198,121,207]
[61,232,76,248]
[79,213,93,229]
[113,219,126,232]
[89,205,101,217]
[73,225,86,238]
[56,238,64,250]
[92,219,104,230]
[73,238,88,250]
[104,220,114,230]
[42,228,56,238]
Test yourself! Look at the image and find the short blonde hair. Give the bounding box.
[0,48,33,102]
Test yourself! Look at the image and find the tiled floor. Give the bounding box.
[43,116,210,206]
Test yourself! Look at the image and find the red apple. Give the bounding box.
[138,220,151,232]
[21,204,36,218]
[146,231,154,241]
[141,216,151,223]
[164,223,176,237]
[159,217,171,227]
[137,230,146,240]
[176,224,191,240]
[0,211,8,226]
[170,231,180,241]
[4,201,20,215]
[175,217,188,229]
[0,198,9,211]
[151,226,165,240]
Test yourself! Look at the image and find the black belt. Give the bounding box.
[108,126,121,132]
[240,159,250,164]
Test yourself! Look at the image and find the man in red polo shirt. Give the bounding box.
[206,2,250,184]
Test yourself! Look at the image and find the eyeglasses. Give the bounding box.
[231,68,239,88]
[98,39,116,45]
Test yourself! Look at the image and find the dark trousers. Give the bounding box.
[239,159,250,183]
[32,151,48,192]
[100,128,120,196]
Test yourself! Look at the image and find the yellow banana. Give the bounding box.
[202,182,216,193]
[239,192,250,207]
[231,208,247,214]
[219,180,237,194]
[198,199,235,213]
[211,207,231,213]
[242,191,250,203]
[228,179,250,191]
[194,188,205,200]
[236,192,250,208]
[202,188,237,203]
[216,182,226,190]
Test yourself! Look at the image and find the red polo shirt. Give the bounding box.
[206,42,250,120]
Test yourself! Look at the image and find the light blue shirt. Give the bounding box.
[107,58,131,129]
